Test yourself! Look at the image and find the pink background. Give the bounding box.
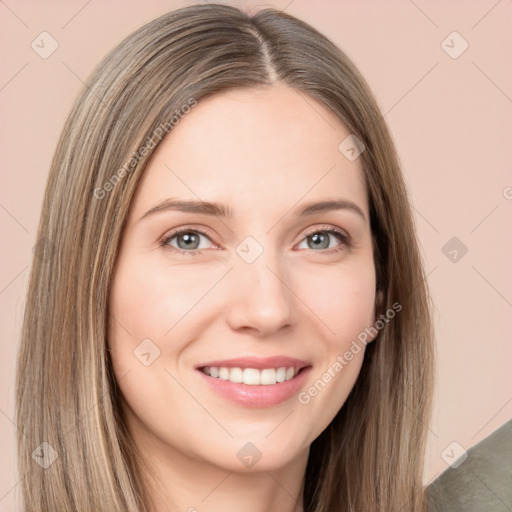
[1,0,511,508]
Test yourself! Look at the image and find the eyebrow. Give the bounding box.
[139,198,366,222]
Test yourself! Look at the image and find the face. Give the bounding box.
[108,84,377,475]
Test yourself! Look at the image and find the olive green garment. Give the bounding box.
[427,420,512,512]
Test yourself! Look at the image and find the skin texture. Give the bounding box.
[108,84,378,512]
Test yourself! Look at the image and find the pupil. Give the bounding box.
[310,233,328,249]
[180,233,198,249]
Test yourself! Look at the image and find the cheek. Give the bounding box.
[107,256,202,443]
[293,259,376,435]
[107,252,226,407]
[299,258,376,344]
[109,254,209,351]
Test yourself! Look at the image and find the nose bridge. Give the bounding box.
[227,235,295,334]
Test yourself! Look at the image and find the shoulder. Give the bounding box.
[426,420,512,512]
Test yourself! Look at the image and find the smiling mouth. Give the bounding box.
[199,366,306,385]
[196,363,312,408]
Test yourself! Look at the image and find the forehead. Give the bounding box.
[128,85,368,223]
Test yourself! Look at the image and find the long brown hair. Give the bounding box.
[15,3,435,511]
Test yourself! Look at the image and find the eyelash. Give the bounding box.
[159,225,351,257]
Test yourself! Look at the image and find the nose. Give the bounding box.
[225,249,297,337]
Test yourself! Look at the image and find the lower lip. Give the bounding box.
[196,367,312,408]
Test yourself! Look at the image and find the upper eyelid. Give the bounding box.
[302,225,349,238]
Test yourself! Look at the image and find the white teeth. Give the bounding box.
[243,368,260,385]
[202,366,299,385]
[229,367,243,383]
[260,368,276,385]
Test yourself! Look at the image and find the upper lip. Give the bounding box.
[195,356,311,370]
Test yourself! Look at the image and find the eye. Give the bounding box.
[160,225,351,256]
[160,228,216,256]
[297,226,350,254]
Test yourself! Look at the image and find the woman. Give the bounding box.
[16,3,435,511]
